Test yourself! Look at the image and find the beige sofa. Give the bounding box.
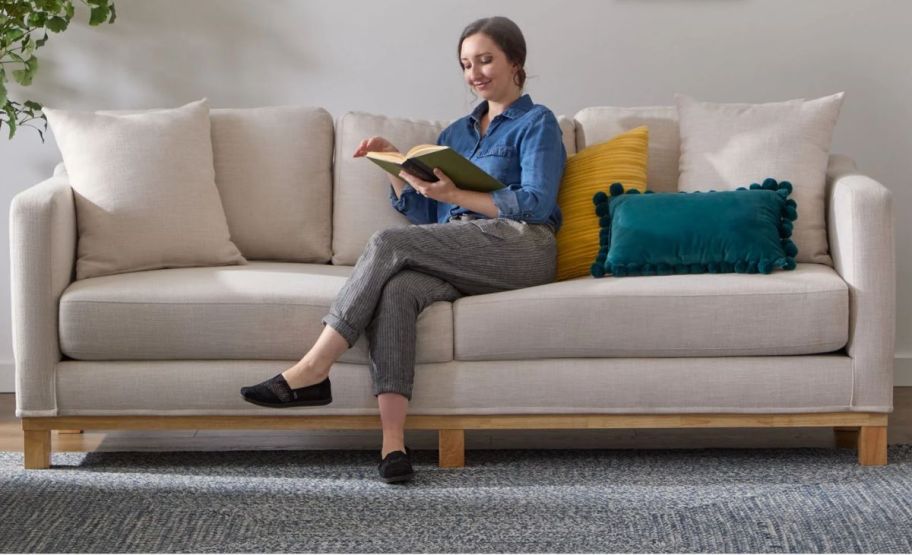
[10,105,895,469]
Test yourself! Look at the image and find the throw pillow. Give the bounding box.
[591,179,798,278]
[675,92,844,265]
[44,99,247,280]
[555,126,648,281]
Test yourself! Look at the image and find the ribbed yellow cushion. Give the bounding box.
[555,126,649,281]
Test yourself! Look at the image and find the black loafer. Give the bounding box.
[378,446,414,483]
[240,373,332,408]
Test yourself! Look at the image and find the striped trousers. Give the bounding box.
[321,216,557,401]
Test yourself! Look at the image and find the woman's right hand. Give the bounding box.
[353,136,398,158]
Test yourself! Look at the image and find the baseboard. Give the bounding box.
[2,357,912,393]
[0,361,13,393]
[895,355,912,386]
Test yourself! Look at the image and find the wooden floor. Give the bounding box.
[3,390,911,454]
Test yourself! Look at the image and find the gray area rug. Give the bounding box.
[2,446,912,553]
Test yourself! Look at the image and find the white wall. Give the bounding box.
[1,0,910,391]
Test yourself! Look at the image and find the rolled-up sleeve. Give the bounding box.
[491,109,566,222]
[389,130,448,225]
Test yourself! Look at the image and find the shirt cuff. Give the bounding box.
[491,186,522,219]
[390,182,417,212]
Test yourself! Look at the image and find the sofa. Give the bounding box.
[10,104,895,470]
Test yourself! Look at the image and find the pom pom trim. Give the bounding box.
[589,177,798,278]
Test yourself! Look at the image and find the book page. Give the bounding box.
[406,144,448,158]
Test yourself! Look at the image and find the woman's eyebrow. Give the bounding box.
[460,52,493,61]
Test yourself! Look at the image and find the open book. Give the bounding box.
[365,145,506,193]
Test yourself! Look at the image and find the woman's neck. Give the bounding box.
[485,90,523,120]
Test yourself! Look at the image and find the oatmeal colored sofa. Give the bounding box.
[10,105,895,469]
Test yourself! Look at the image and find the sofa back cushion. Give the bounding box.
[332,112,449,265]
[210,106,334,262]
[573,106,679,192]
[332,112,578,266]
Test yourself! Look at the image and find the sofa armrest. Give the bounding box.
[9,175,77,417]
[826,154,895,412]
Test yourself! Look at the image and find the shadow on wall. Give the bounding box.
[35,0,316,110]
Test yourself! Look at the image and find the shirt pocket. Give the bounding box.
[475,145,519,183]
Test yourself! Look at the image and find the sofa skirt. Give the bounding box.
[31,354,886,418]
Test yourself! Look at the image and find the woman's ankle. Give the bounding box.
[282,359,329,389]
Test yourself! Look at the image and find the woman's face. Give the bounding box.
[460,32,520,102]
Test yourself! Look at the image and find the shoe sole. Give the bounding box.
[381,471,415,483]
[241,395,332,408]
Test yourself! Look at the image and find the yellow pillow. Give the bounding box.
[555,126,649,281]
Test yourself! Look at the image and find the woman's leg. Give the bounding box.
[320,220,556,353]
[366,270,462,457]
[281,324,349,389]
[283,220,554,392]
[377,393,408,458]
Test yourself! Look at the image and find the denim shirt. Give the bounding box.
[388,93,566,233]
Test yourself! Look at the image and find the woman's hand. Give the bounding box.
[398,168,460,204]
[353,136,398,157]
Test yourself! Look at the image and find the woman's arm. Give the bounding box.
[450,189,499,218]
[490,110,566,222]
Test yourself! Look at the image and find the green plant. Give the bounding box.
[1,0,115,140]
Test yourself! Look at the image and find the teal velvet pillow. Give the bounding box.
[590,178,798,278]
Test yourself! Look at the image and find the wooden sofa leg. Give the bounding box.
[858,426,887,466]
[833,426,859,449]
[24,430,51,469]
[439,429,465,468]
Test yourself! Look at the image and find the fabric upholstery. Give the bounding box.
[573,106,679,192]
[676,93,845,266]
[826,155,896,411]
[58,261,454,365]
[9,176,76,417]
[43,99,246,280]
[54,355,858,415]
[209,106,334,262]
[454,264,847,360]
[556,126,648,281]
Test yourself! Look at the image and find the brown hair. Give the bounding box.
[457,16,527,90]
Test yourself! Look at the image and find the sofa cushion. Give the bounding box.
[44,99,247,280]
[676,93,844,266]
[453,263,847,360]
[332,111,579,266]
[209,106,334,262]
[573,105,679,193]
[58,262,453,364]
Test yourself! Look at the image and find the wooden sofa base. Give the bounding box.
[21,412,888,469]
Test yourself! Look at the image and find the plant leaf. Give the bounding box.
[3,102,17,139]
[47,16,67,32]
[89,5,108,25]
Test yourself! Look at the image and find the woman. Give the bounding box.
[240,16,566,483]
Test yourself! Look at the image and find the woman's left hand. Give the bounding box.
[398,168,460,204]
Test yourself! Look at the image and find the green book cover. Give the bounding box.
[365,145,506,193]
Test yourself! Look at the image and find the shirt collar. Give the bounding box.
[468,93,533,124]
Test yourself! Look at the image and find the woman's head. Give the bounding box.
[458,16,527,102]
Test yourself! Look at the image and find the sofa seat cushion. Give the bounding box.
[453,263,847,360]
[59,262,453,364]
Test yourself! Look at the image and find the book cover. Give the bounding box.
[365,145,506,193]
